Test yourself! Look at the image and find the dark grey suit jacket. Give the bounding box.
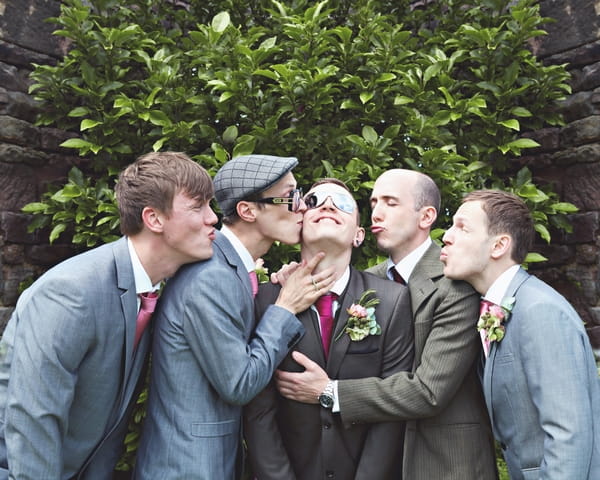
[244,268,414,479]
[338,243,498,479]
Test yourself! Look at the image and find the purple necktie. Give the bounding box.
[391,268,406,285]
[134,291,159,348]
[316,293,338,358]
[249,271,259,298]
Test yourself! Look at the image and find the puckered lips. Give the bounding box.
[370,224,385,234]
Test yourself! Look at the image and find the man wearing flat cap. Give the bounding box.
[135,154,335,479]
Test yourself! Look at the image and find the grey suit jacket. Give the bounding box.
[338,243,497,479]
[0,237,149,479]
[134,231,304,480]
[244,268,414,479]
[484,267,600,479]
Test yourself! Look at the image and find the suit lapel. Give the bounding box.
[408,243,443,316]
[327,268,363,377]
[297,308,328,366]
[484,267,530,434]
[214,232,255,309]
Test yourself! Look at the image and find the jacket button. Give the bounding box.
[326,471,334,478]
[323,422,331,429]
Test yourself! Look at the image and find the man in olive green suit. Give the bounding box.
[277,169,498,479]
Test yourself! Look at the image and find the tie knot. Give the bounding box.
[139,291,159,313]
[316,293,337,315]
[390,268,406,285]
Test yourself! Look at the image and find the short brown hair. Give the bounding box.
[116,151,213,236]
[462,190,533,264]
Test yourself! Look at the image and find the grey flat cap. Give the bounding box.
[214,154,298,216]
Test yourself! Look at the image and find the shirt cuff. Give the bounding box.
[332,380,340,413]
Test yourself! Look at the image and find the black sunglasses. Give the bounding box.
[255,188,303,212]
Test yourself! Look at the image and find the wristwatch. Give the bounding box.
[318,380,335,409]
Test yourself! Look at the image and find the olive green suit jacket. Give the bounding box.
[338,243,498,479]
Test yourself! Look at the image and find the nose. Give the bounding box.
[296,197,307,214]
[207,207,218,226]
[319,196,336,210]
[442,227,453,244]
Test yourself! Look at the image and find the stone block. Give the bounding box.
[0,162,37,210]
[0,142,48,166]
[0,308,13,333]
[0,0,63,58]
[0,212,45,244]
[537,0,600,58]
[26,244,77,266]
[0,39,57,69]
[0,86,41,122]
[1,263,37,305]
[563,212,599,244]
[563,162,600,209]
[560,115,600,147]
[0,115,41,148]
[1,244,24,265]
[550,143,600,166]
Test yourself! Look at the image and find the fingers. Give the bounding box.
[291,350,314,369]
[301,251,326,272]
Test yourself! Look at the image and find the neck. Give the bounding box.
[130,234,180,285]
[472,259,518,296]
[389,233,428,264]
[227,223,272,260]
[301,242,351,281]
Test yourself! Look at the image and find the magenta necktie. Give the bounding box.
[249,271,259,298]
[391,268,406,285]
[316,293,338,358]
[134,291,159,348]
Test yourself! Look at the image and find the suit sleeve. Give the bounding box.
[183,263,304,406]
[338,279,481,423]
[3,283,94,478]
[518,302,596,478]
[354,285,414,479]
[243,285,297,480]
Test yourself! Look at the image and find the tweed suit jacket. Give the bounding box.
[0,237,150,479]
[338,243,497,479]
[134,231,304,480]
[244,268,414,479]
[484,267,600,479]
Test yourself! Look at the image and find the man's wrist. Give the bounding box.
[318,379,336,409]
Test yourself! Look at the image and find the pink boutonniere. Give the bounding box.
[335,289,382,342]
[477,297,515,346]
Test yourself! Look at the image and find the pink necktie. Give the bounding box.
[134,291,159,348]
[249,271,259,298]
[316,293,338,358]
[479,299,493,357]
[391,268,406,285]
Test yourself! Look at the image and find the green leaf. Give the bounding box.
[80,119,102,131]
[498,119,520,131]
[524,252,548,264]
[362,126,378,144]
[49,223,67,244]
[212,11,230,33]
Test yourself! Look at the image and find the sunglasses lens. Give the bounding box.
[304,191,354,213]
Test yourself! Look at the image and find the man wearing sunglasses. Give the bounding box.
[274,169,498,480]
[135,155,335,480]
[244,178,414,479]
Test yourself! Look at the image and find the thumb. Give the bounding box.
[291,350,316,370]
[302,251,326,273]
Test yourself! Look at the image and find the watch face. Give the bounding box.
[319,393,334,409]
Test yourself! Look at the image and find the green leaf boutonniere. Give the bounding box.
[254,258,269,283]
[335,289,382,342]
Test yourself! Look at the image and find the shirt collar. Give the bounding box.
[127,237,160,295]
[483,264,520,305]
[386,237,432,283]
[220,225,256,273]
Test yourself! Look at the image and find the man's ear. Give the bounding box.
[141,206,164,233]
[419,206,437,230]
[353,227,366,247]
[236,201,258,223]
[491,234,511,259]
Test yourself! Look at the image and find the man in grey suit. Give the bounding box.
[244,178,414,479]
[134,154,335,479]
[277,169,497,479]
[0,151,218,479]
[441,189,600,479]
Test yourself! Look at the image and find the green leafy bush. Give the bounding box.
[25,0,576,472]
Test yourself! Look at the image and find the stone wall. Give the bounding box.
[525,0,600,348]
[0,0,599,347]
[0,0,82,329]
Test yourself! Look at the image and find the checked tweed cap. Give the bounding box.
[214,154,298,216]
